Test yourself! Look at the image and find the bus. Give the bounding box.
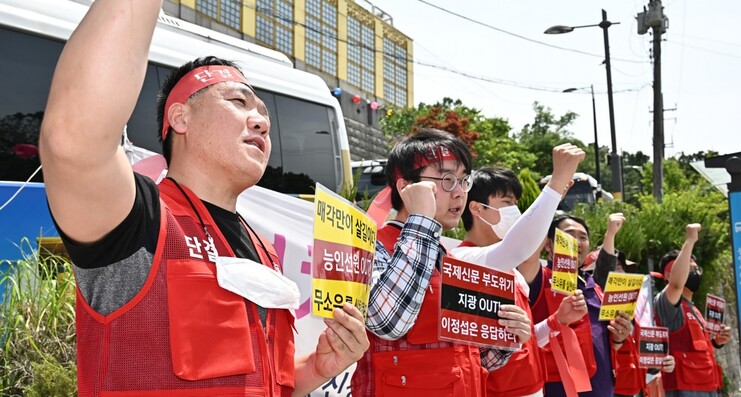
[539,172,613,211]
[0,0,352,195]
[0,0,352,261]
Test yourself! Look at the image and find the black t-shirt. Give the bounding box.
[59,173,265,320]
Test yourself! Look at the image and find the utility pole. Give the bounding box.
[638,1,669,203]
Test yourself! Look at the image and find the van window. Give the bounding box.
[0,27,61,182]
[1,27,340,195]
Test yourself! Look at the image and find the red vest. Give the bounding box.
[613,323,647,396]
[655,298,722,392]
[531,266,597,383]
[75,179,295,397]
[352,223,485,397]
[455,241,544,396]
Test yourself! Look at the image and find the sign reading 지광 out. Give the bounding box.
[551,228,579,295]
[705,294,726,335]
[598,272,645,320]
[311,184,376,319]
[439,256,520,351]
[638,326,669,369]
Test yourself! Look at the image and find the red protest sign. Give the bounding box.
[439,256,519,350]
[638,326,669,369]
[705,294,726,336]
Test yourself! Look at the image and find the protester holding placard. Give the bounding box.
[452,161,589,397]
[352,129,528,397]
[606,242,676,397]
[528,214,632,397]
[654,224,732,396]
[38,1,374,395]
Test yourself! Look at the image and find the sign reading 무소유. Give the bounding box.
[311,183,376,319]
[599,272,645,320]
[551,228,579,295]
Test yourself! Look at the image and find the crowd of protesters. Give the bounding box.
[40,1,730,395]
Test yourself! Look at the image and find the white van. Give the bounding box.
[0,0,352,195]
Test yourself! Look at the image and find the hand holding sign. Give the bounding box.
[555,289,588,325]
[608,311,633,345]
[661,355,675,373]
[715,324,732,346]
[498,305,531,344]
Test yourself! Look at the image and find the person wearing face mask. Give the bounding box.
[451,148,589,397]
[653,224,732,397]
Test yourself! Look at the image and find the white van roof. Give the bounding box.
[0,0,338,110]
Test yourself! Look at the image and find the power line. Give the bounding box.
[249,3,649,94]
[415,0,648,64]
[665,40,741,60]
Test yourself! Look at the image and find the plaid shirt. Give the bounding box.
[354,215,511,396]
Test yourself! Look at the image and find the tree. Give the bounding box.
[517,169,541,211]
[515,102,587,179]
[380,97,519,168]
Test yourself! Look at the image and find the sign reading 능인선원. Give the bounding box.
[311,184,376,320]
[551,228,579,295]
[598,271,645,321]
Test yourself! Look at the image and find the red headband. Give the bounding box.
[651,259,676,279]
[393,146,460,182]
[162,65,249,140]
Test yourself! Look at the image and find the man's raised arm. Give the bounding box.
[39,0,163,243]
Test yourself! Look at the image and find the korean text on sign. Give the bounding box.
[598,271,645,320]
[439,256,520,351]
[551,228,579,295]
[638,326,669,369]
[705,294,726,335]
[312,184,376,320]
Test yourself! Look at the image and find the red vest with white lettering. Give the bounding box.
[530,266,597,383]
[75,178,295,397]
[455,241,544,396]
[351,223,485,397]
[613,323,646,396]
[655,298,722,392]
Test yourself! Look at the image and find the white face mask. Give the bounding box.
[478,203,521,239]
[215,256,301,311]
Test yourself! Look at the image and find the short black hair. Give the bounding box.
[547,213,590,241]
[659,249,697,274]
[385,129,473,210]
[156,56,242,165]
[461,167,522,231]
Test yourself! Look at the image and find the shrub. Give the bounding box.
[0,240,77,396]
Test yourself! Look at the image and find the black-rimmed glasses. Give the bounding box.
[419,173,473,192]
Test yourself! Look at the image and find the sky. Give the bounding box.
[363,0,741,160]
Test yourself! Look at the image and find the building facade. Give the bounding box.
[162,0,414,161]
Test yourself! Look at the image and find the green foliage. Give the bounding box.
[0,241,77,396]
[517,169,540,211]
[514,102,587,180]
[24,359,77,397]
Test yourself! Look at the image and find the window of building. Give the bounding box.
[305,0,337,75]
[256,0,294,56]
[382,37,407,107]
[196,0,241,31]
[347,16,375,95]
